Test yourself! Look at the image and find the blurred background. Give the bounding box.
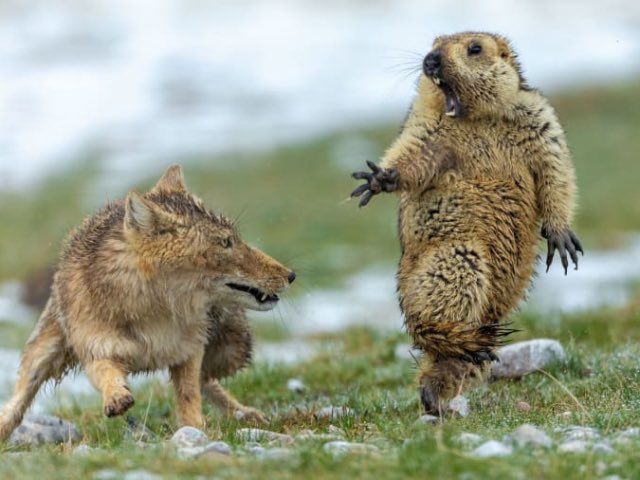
[0,0,639,411]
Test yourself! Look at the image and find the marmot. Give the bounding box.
[351,32,582,414]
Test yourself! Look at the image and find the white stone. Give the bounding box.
[170,426,209,448]
[177,441,232,459]
[491,339,566,378]
[93,470,119,480]
[323,441,379,456]
[471,440,513,458]
[414,414,439,425]
[558,440,589,453]
[315,406,355,421]
[235,428,293,445]
[509,424,552,448]
[455,433,483,447]
[250,447,293,460]
[448,395,469,417]
[592,442,614,455]
[286,378,306,393]
[8,414,81,446]
[73,444,94,456]
[123,470,162,480]
[560,426,600,441]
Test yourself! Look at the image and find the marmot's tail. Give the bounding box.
[411,320,517,364]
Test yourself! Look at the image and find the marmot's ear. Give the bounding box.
[124,192,177,234]
[150,164,186,193]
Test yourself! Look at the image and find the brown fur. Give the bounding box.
[0,165,294,441]
[352,32,580,413]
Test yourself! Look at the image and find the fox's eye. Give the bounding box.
[468,43,482,56]
[220,237,233,249]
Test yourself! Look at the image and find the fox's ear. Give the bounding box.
[150,164,186,193]
[124,192,176,234]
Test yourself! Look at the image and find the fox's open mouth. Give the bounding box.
[431,76,463,118]
[226,282,279,304]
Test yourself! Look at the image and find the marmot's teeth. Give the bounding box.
[445,110,456,117]
[433,77,441,86]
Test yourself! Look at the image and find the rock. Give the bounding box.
[235,428,294,445]
[516,401,531,412]
[73,444,94,456]
[558,440,589,454]
[558,426,600,441]
[323,441,379,456]
[414,414,439,425]
[123,470,162,480]
[471,440,513,458]
[615,427,640,445]
[448,395,469,417]
[170,426,209,449]
[455,433,483,447]
[125,416,157,443]
[327,425,346,436]
[509,424,552,448]
[177,441,232,459]
[592,442,614,455]
[248,447,293,460]
[8,414,81,446]
[286,378,306,393]
[93,470,120,480]
[491,339,566,378]
[315,406,355,421]
[295,429,343,442]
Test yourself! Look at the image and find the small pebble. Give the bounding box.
[73,444,94,456]
[286,378,306,393]
[93,470,120,480]
[509,424,552,448]
[516,401,531,412]
[249,447,293,460]
[315,406,355,421]
[592,442,614,455]
[235,428,294,445]
[455,433,483,447]
[414,414,439,425]
[123,470,162,480]
[558,440,589,454]
[448,395,469,417]
[560,426,600,441]
[170,426,209,448]
[471,440,513,458]
[323,441,379,456]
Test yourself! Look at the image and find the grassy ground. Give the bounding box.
[1,305,640,479]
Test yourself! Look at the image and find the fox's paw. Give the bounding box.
[104,385,135,418]
[542,226,584,274]
[233,406,269,425]
[351,160,399,207]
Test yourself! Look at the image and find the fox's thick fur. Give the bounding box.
[0,165,295,441]
[352,32,581,413]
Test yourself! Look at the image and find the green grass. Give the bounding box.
[2,307,640,479]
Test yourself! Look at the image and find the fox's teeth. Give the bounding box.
[433,77,441,86]
[260,293,268,302]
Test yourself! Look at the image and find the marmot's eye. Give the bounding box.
[220,237,233,248]
[468,43,482,55]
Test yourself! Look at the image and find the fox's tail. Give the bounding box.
[0,300,71,442]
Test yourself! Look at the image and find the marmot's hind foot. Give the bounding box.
[462,350,499,365]
[420,385,442,416]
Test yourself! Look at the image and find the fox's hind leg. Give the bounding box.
[401,243,506,414]
[0,302,71,441]
[201,306,267,424]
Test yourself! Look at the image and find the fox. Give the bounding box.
[0,164,295,441]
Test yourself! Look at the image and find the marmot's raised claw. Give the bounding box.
[351,160,399,207]
[542,227,584,274]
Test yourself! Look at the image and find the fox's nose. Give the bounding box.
[287,271,297,284]
[423,51,442,76]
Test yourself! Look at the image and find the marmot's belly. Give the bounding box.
[398,179,539,314]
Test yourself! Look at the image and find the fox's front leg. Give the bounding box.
[84,359,135,417]
[170,349,205,428]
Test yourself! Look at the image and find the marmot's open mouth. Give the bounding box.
[226,282,279,304]
[431,76,463,118]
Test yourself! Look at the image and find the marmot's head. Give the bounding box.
[420,32,529,119]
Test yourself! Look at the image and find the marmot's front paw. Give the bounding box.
[542,227,584,274]
[351,160,399,207]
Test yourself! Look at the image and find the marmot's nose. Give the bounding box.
[423,51,442,76]
[287,271,297,284]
